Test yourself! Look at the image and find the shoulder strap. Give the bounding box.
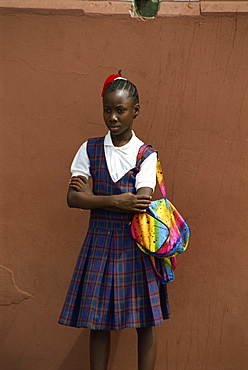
[156,158,167,199]
[86,137,104,159]
[137,144,154,161]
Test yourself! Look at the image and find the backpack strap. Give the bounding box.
[137,145,167,199]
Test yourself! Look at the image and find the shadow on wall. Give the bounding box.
[58,330,90,370]
[58,329,123,370]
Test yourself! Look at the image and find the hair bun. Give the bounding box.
[101,73,121,97]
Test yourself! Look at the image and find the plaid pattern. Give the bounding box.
[58,137,170,330]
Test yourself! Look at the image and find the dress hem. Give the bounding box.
[58,316,170,331]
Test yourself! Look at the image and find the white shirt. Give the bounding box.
[71,131,157,191]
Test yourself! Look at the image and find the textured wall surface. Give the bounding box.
[0,3,248,370]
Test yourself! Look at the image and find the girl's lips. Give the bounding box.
[109,126,119,130]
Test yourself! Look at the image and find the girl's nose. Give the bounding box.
[110,113,117,122]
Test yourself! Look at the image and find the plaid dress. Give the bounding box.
[58,137,170,330]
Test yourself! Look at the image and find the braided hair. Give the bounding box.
[104,71,139,105]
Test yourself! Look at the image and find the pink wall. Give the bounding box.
[1,2,248,369]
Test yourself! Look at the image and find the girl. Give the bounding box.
[59,72,170,370]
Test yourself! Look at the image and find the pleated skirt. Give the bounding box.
[58,217,170,330]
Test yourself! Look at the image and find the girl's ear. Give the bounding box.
[133,104,140,119]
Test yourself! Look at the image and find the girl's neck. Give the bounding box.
[111,131,132,147]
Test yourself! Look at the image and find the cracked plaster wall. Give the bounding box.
[0,5,248,370]
[0,265,31,305]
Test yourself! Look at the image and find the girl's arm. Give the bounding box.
[67,176,152,213]
[102,187,153,213]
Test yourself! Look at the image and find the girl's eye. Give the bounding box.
[118,109,125,114]
[104,108,110,113]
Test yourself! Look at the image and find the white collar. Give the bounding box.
[104,131,138,154]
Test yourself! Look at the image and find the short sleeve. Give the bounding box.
[135,152,157,191]
[70,141,91,179]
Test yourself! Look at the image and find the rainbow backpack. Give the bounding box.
[130,145,190,284]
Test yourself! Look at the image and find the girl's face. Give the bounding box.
[103,90,139,142]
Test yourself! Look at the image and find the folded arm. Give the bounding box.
[67,176,152,213]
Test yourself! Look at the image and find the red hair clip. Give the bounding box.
[101,73,121,97]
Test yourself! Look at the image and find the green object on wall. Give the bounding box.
[133,0,160,18]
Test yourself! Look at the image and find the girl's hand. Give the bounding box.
[69,176,93,196]
[113,192,152,213]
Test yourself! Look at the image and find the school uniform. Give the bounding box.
[59,132,170,330]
